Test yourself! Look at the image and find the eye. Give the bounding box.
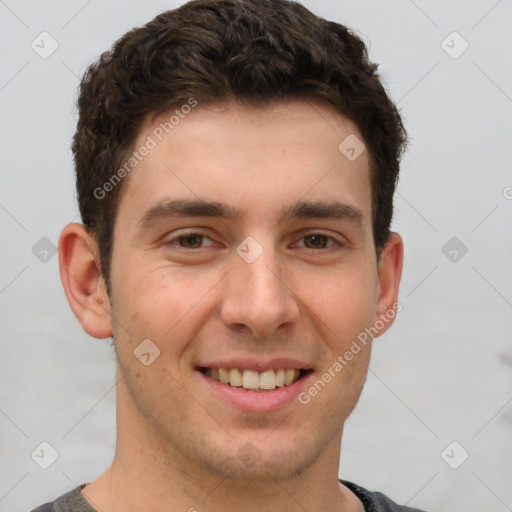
[297,233,337,249]
[169,233,216,249]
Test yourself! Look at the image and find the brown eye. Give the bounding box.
[178,234,204,248]
[303,234,330,249]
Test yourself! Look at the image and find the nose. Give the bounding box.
[219,247,300,338]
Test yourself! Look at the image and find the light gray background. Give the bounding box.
[1,1,511,511]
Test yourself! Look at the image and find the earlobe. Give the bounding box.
[58,223,113,339]
[374,232,404,338]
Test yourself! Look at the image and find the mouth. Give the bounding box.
[198,367,311,392]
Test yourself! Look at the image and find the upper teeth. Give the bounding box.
[205,368,302,391]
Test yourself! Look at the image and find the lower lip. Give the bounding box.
[198,371,311,413]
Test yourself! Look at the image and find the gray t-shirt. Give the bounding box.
[31,480,427,512]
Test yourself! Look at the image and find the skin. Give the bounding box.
[59,99,403,512]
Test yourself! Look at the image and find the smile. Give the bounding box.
[200,367,307,392]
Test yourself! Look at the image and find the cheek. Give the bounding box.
[110,263,221,353]
[293,265,378,340]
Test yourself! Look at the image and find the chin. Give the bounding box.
[185,429,329,484]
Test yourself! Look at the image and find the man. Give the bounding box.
[32,0,424,510]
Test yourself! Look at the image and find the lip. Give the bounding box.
[196,357,312,372]
[197,368,313,413]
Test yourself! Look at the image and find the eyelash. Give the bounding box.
[164,231,344,252]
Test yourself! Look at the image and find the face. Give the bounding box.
[106,100,399,482]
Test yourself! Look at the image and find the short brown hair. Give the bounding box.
[72,0,407,288]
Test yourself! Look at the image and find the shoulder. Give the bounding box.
[341,480,429,512]
[30,484,96,512]
[31,505,54,512]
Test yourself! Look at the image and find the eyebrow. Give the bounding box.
[137,198,364,228]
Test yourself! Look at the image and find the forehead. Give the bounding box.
[118,99,372,226]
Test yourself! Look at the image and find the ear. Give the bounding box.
[58,223,113,339]
[373,232,404,338]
